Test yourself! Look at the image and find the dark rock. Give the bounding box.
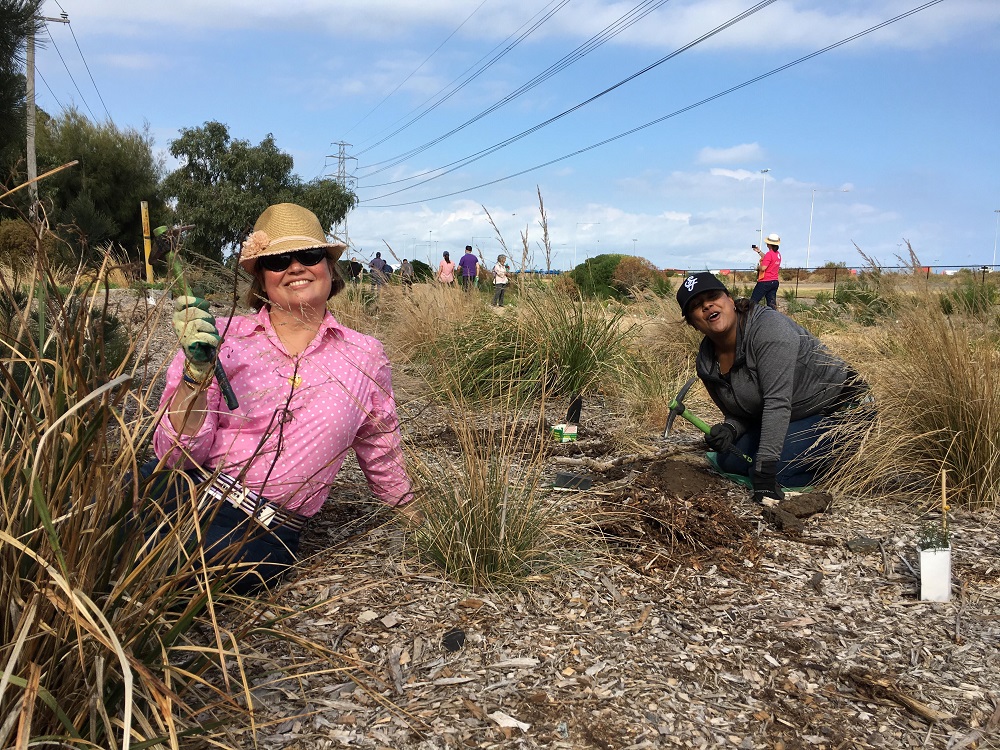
[762,506,805,534]
[441,628,466,652]
[846,536,881,554]
[553,472,593,490]
[779,491,833,518]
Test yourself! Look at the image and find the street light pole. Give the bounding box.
[26,12,70,219]
[632,238,637,254]
[993,209,1000,269]
[805,187,850,272]
[759,168,770,248]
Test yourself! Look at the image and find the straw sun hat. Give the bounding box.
[239,203,347,271]
[765,233,781,246]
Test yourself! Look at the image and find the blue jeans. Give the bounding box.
[750,280,779,310]
[714,413,833,488]
[138,460,300,597]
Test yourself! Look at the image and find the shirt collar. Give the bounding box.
[252,306,345,341]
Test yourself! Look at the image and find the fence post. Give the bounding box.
[794,267,800,299]
[833,267,838,296]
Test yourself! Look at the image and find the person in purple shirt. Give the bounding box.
[458,245,479,292]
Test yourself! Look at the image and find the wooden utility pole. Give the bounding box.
[26,12,70,219]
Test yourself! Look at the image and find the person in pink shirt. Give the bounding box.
[437,251,456,285]
[148,202,417,595]
[751,233,782,311]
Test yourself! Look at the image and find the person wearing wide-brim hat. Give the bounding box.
[149,202,418,597]
[750,232,782,310]
[676,271,868,505]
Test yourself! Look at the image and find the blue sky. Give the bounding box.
[32,0,1000,272]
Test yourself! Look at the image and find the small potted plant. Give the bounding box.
[918,469,952,602]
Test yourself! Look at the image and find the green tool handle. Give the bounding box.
[681,408,712,435]
[672,403,754,465]
[170,252,239,410]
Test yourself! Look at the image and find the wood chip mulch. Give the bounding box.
[240,418,1000,750]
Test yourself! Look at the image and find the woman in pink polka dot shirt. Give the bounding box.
[149,202,417,595]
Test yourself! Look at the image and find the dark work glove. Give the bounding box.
[706,422,737,453]
[752,460,785,505]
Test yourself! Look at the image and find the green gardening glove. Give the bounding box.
[172,296,220,379]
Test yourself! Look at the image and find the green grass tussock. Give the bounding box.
[406,388,582,589]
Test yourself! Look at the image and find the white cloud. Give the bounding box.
[709,168,759,181]
[698,143,763,165]
[61,1,1000,51]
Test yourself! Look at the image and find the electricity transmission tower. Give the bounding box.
[327,142,356,248]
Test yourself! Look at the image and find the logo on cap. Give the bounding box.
[684,275,698,292]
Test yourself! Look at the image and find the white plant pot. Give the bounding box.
[919,545,951,602]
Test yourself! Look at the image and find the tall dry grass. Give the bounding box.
[0,245,375,746]
[407,289,640,414]
[825,301,1000,510]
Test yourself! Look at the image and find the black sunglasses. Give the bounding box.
[258,247,328,273]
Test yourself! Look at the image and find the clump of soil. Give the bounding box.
[591,457,762,573]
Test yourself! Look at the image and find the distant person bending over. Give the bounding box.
[437,251,456,286]
[348,257,363,285]
[400,258,415,294]
[458,245,479,292]
[492,254,509,306]
[751,234,782,310]
[676,272,868,504]
[148,202,418,596]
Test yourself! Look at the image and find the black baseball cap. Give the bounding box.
[676,272,729,315]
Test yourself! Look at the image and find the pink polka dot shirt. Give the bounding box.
[154,308,412,517]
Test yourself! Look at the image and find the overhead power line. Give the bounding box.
[352,0,569,153]
[68,22,112,121]
[361,0,777,201]
[45,23,98,121]
[35,67,65,111]
[362,0,946,209]
[357,0,674,174]
[343,0,491,139]
[355,0,573,161]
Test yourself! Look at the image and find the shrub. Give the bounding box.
[612,256,670,298]
[0,218,63,266]
[570,253,627,300]
[551,272,579,297]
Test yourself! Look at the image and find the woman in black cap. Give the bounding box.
[676,272,867,503]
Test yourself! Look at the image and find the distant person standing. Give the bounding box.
[458,245,479,292]
[400,258,415,294]
[492,254,509,307]
[751,234,782,310]
[369,252,389,292]
[437,251,456,286]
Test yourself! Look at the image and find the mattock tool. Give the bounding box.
[663,375,753,465]
[169,249,239,411]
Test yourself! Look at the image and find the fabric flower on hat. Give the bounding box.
[242,230,271,257]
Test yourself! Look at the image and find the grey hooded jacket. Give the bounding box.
[695,305,852,463]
